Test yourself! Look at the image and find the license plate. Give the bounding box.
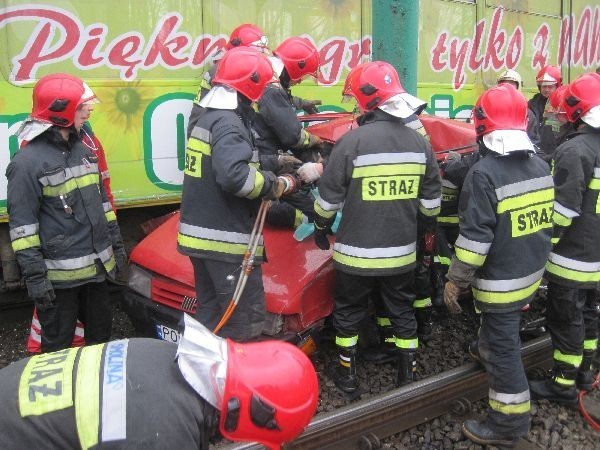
[156,324,180,343]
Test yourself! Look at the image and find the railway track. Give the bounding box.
[222,336,553,450]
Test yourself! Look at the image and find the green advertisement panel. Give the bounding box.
[0,0,598,219]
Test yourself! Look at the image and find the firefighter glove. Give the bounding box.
[297,162,323,183]
[443,280,463,314]
[301,99,322,115]
[313,216,334,250]
[27,279,56,311]
[277,154,302,175]
[113,249,130,285]
[267,174,301,200]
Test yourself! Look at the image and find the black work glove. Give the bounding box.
[112,249,130,286]
[27,279,56,311]
[313,216,334,250]
[301,99,322,115]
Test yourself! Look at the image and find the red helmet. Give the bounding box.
[212,46,274,102]
[226,23,268,50]
[220,339,318,449]
[31,73,85,127]
[536,65,562,87]
[562,72,600,123]
[273,37,320,82]
[548,85,568,111]
[348,61,406,111]
[342,63,368,99]
[473,84,528,136]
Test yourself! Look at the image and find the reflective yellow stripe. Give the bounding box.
[588,178,600,190]
[551,237,560,245]
[19,348,79,417]
[395,337,418,349]
[413,297,432,308]
[553,210,572,227]
[76,345,104,450]
[554,376,575,386]
[489,399,530,415]
[437,256,451,266]
[353,163,425,178]
[553,350,582,368]
[314,202,337,219]
[187,137,212,156]
[178,233,264,257]
[420,204,440,216]
[42,174,98,197]
[376,317,391,326]
[333,250,416,270]
[437,216,459,224]
[12,234,40,251]
[472,279,540,304]
[105,211,116,222]
[455,247,486,267]
[247,171,265,200]
[48,264,98,282]
[103,256,116,274]
[509,202,553,237]
[496,188,554,213]
[546,261,600,283]
[335,335,358,347]
[361,175,420,201]
[293,209,303,228]
[584,339,598,351]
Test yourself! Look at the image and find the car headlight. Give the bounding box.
[128,264,152,298]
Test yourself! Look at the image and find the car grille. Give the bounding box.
[151,276,197,313]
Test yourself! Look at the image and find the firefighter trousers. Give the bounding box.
[38,281,112,353]
[267,189,316,229]
[477,308,530,437]
[190,257,266,342]
[546,282,599,367]
[333,270,416,344]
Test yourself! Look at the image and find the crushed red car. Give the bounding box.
[121,112,476,347]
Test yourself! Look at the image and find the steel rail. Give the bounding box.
[221,336,552,450]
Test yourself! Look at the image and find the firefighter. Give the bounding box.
[537,85,575,164]
[497,69,540,147]
[313,61,441,392]
[253,36,323,230]
[177,47,298,342]
[443,84,553,447]
[529,73,600,405]
[6,74,126,353]
[528,65,562,130]
[0,315,318,449]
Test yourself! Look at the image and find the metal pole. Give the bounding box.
[372,0,420,95]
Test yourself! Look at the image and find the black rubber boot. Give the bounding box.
[362,326,400,364]
[576,350,597,392]
[462,419,519,448]
[529,365,578,407]
[396,351,417,387]
[334,345,359,393]
[431,271,445,308]
[415,307,433,343]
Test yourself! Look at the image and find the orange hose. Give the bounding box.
[578,372,600,431]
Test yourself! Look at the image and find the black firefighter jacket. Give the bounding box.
[6,127,125,297]
[314,109,441,277]
[177,103,278,264]
[0,338,216,449]
[546,125,600,288]
[454,150,554,312]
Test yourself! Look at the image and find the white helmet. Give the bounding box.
[497,69,522,90]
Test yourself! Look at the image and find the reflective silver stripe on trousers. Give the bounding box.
[495,175,553,200]
[553,201,579,219]
[235,166,258,197]
[474,268,545,291]
[489,387,530,404]
[101,339,129,442]
[354,152,426,167]
[455,235,492,254]
[419,197,441,209]
[548,252,600,273]
[334,241,416,258]
[179,222,259,245]
[10,223,39,240]
[316,196,344,212]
